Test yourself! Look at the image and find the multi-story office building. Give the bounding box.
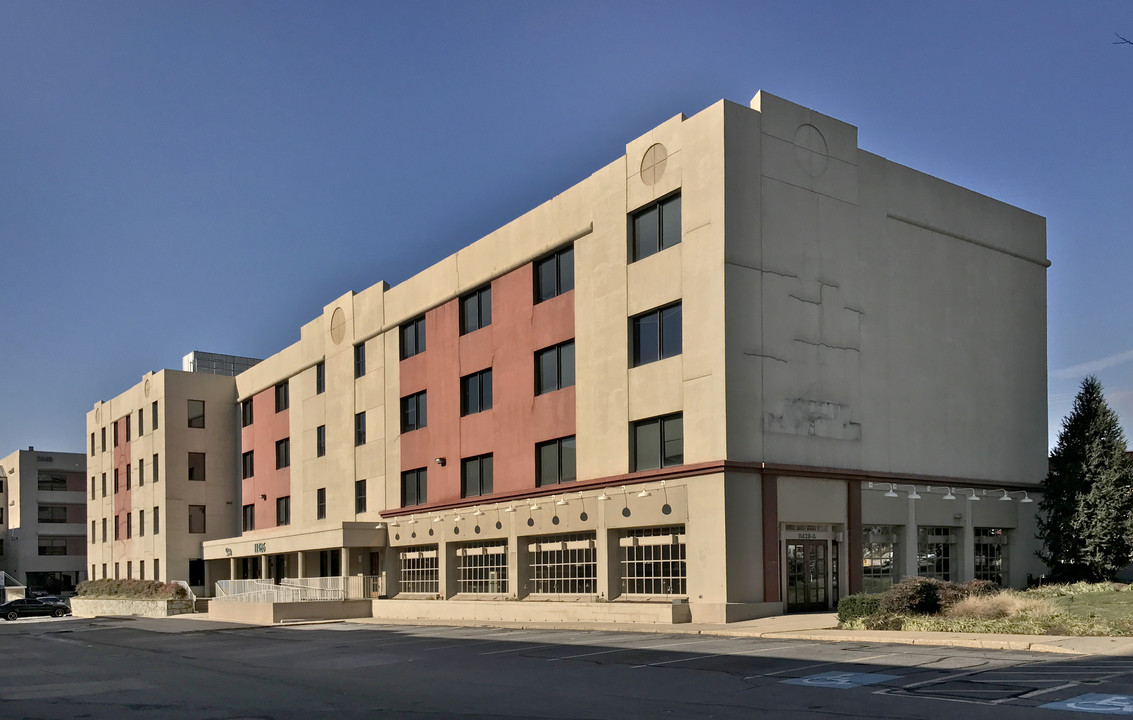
[198,91,1048,622]
[85,365,248,593]
[0,448,87,593]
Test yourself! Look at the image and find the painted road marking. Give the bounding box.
[629,642,822,669]
[748,652,898,679]
[782,671,899,689]
[547,638,710,662]
[1042,694,1133,715]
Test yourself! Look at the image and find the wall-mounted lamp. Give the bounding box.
[942,488,956,501]
[434,457,446,466]
[259,493,267,500]
[998,489,1013,502]
[375,522,385,530]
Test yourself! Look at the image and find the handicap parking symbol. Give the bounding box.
[1042,694,1133,715]
[782,671,899,689]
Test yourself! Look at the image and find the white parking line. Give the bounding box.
[479,633,588,655]
[631,642,821,669]
[747,652,899,680]
[547,638,710,662]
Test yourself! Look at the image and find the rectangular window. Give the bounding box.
[275,382,289,412]
[461,454,493,498]
[90,432,95,456]
[113,420,119,447]
[536,436,576,487]
[114,468,119,493]
[127,561,132,578]
[139,509,144,537]
[401,468,427,507]
[917,526,955,581]
[188,505,206,534]
[535,340,575,395]
[630,193,681,262]
[115,562,119,579]
[125,464,131,490]
[187,400,205,428]
[355,411,367,446]
[620,525,687,596]
[459,285,492,334]
[101,426,106,452]
[154,558,159,580]
[101,518,106,543]
[154,506,159,535]
[400,316,426,359]
[140,560,145,580]
[316,425,326,457]
[399,545,439,594]
[188,452,206,481]
[315,361,325,394]
[355,479,367,514]
[38,474,67,491]
[354,342,366,378]
[125,414,131,441]
[460,368,492,415]
[91,520,96,543]
[102,563,106,579]
[138,459,144,486]
[153,453,159,483]
[38,505,67,523]
[152,401,159,430]
[241,399,254,427]
[400,391,426,433]
[456,540,508,594]
[242,504,255,532]
[862,526,898,593]
[316,488,326,520]
[631,302,682,367]
[90,476,96,499]
[276,438,290,469]
[277,496,290,526]
[631,413,683,471]
[974,528,1007,586]
[39,538,67,556]
[529,532,597,594]
[114,515,120,540]
[242,451,254,479]
[535,245,574,303]
[138,408,144,435]
[126,511,132,539]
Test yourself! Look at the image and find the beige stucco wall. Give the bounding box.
[725,92,1047,487]
[86,369,239,588]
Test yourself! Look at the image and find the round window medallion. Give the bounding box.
[640,143,668,186]
[143,379,152,398]
[95,407,102,424]
[329,307,347,345]
[793,124,828,177]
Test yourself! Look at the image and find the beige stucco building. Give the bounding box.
[192,92,1047,622]
[0,448,87,594]
[85,367,244,594]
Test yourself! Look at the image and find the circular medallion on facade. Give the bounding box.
[794,124,828,177]
[144,378,151,398]
[95,406,102,423]
[640,143,668,186]
[329,307,347,345]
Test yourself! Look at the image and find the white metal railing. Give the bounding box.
[213,576,382,603]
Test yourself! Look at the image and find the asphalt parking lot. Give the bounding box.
[3,617,1133,718]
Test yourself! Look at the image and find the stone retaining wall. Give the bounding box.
[70,597,195,618]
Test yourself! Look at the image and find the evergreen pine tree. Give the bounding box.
[1037,375,1133,581]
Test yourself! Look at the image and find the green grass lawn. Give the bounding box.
[1050,590,1133,624]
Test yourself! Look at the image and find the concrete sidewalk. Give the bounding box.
[105,610,1133,656]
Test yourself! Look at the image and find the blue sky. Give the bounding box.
[2,1,1131,456]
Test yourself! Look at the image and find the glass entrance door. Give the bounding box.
[786,540,828,612]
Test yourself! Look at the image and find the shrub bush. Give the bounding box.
[938,579,999,608]
[879,577,944,614]
[76,579,188,600]
[837,593,882,625]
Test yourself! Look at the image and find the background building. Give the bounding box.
[85,358,254,594]
[196,91,1048,621]
[0,448,87,593]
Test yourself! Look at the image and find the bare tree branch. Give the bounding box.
[1115,32,1133,45]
